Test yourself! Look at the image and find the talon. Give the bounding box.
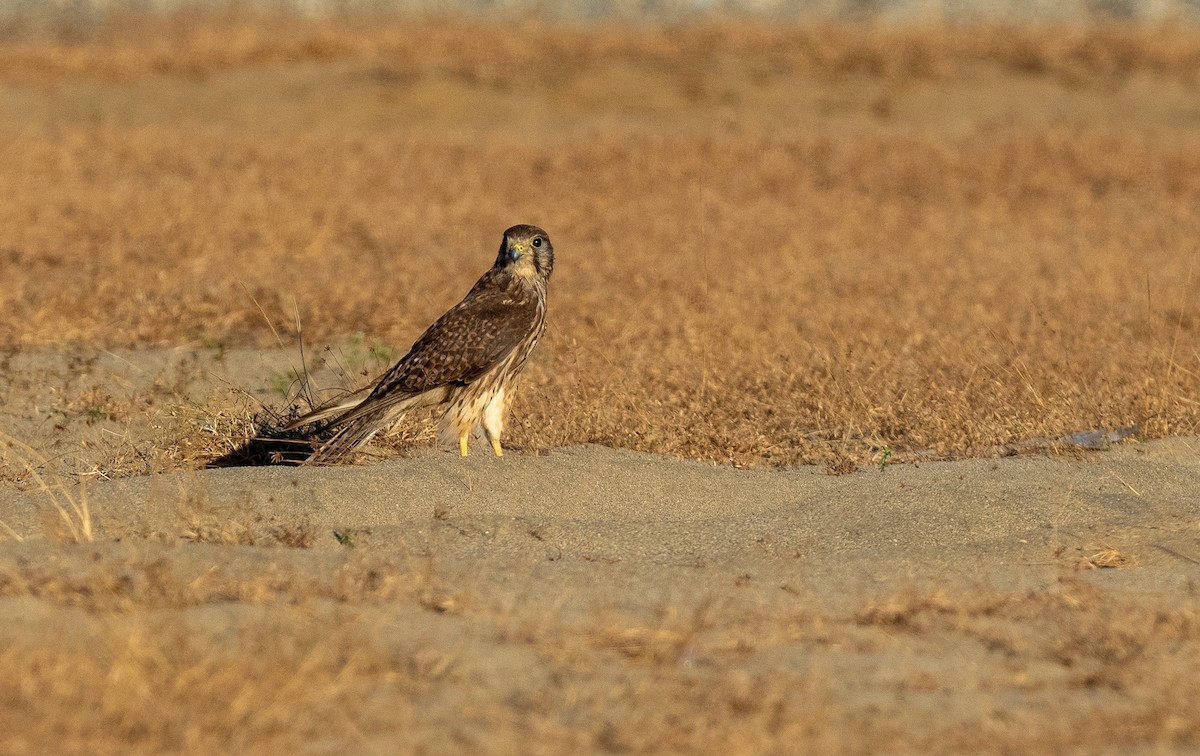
[490,438,503,457]
[459,435,469,457]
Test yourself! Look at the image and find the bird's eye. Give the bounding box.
[532,238,543,248]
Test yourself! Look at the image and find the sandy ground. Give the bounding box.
[1,350,1198,752]
[6,427,1200,584]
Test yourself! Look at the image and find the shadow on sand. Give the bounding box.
[205,418,319,468]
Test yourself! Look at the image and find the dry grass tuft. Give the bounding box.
[0,432,93,542]
[591,600,717,663]
[177,490,317,548]
[1079,546,1136,569]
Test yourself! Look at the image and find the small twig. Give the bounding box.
[1107,469,1142,497]
[0,518,23,542]
[1152,544,1200,565]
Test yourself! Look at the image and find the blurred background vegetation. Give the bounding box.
[4,0,1200,31]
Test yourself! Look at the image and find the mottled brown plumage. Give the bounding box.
[288,224,554,464]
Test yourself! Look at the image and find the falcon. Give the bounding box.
[288,224,554,464]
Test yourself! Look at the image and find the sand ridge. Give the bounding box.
[4,439,1197,578]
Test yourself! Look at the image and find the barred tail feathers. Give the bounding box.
[284,397,363,431]
[303,387,449,464]
[305,406,398,465]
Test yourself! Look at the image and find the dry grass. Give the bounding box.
[4,15,1200,82]
[1,18,1198,470]
[1080,545,1137,569]
[0,432,93,541]
[178,496,318,548]
[0,541,1196,752]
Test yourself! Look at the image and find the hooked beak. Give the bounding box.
[507,240,528,261]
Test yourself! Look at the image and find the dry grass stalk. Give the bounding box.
[0,432,92,542]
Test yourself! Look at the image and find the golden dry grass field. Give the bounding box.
[1,17,1200,469]
[0,14,1199,754]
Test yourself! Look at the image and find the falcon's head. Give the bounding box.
[497,224,554,283]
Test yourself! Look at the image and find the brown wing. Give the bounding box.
[367,271,537,400]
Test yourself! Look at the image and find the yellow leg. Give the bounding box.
[490,437,503,457]
[458,434,469,457]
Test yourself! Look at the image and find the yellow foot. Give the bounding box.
[459,436,469,457]
[490,438,503,457]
